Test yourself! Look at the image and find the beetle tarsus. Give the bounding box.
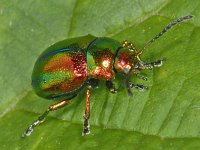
[22,99,72,137]
[125,76,133,96]
[106,80,118,93]
[143,59,164,69]
[22,126,33,137]
[151,59,164,67]
[136,74,148,81]
[129,82,148,91]
[82,115,90,136]
[22,110,49,137]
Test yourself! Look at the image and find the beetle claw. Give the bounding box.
[22,127,33,137]
[127,88,133,96]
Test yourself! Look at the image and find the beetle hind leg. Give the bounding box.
[22,95,76,137]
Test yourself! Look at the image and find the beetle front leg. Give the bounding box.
[143,59,164,69]
[106,80,118,93]
[82,88,91,136]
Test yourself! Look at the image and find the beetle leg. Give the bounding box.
[136,74,148,81]
[106,80,118,93]
[129,82,148,91]
[82,88,91,136]
[143,59,164,70]
[88,78,99,89]
[22,95,76,137]
[125,75,133,96]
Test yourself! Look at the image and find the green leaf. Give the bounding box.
[0,0,199,149]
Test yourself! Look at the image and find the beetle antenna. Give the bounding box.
[138,15,193,56]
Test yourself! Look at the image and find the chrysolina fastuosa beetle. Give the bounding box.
[22,15,193,137]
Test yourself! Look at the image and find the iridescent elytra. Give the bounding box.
[22,15,193,137]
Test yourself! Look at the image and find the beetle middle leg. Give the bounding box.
[22,95,76,137]
[129,82,148,91]
[82,88,91,136]
[87,78,99,88]
[125,72,148,96]
[106,80,118,93]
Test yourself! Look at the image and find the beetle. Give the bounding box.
[22,15,192,137]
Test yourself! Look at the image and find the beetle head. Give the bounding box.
[114,41,146,96]
[114,40,144,75]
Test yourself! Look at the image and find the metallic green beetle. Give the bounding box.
[22,15,192,137]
